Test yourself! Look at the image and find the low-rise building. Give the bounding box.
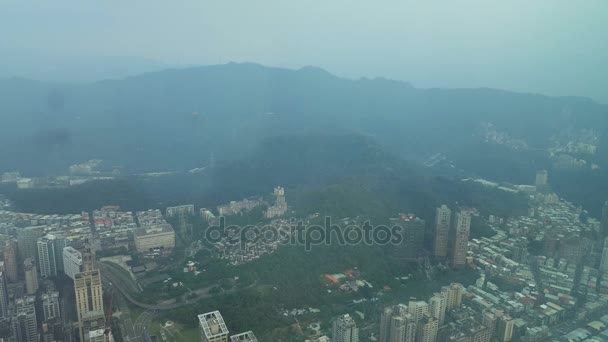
[134,224,175,253]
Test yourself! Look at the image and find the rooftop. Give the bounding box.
[199,310,229,338]
[230,331,258,342]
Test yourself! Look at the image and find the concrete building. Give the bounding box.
[390,215,426,262]
[199,310,229,342]
[230,331,258,341]
[497,314,514,342]
[37,234,59,278]
[24,258,39,295]
[265,187,288,218]
[441,283,464,311]
[87,328,107,342]
[417,314,439,342]
[63,246,83,280]
[75,241,106,340]
[41,291,61,321]
[2,240,18,282]
[11,296,38,342]
[0,271,8,320]
[429,292,447,325]
[17,225,45,262]
[166,204,195,217]
[134,224,176,253]
[332,313,359,342]
[16,178,34,189]
[602,201,608,240]
[434,205,452,258]
[407,298,429,323]
[535,170,548,188]
[600,238,608,273]
[451,211,471,268]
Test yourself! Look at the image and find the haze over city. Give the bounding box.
[1,1,608,342]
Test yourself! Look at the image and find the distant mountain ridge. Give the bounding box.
[0,62,607,178]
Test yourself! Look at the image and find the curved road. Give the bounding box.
[99,263,253,310]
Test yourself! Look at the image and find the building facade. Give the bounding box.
[434,205,452,258]
[2,240,18,282]
[37,234,59,278]
[451,211,471,268]
[332,313,359,342]
[24,258,39,295]
[63,246,83,280]
[11,296,38,342]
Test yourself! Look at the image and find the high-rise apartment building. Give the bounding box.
[599,237,608,273]
[63,246,83,280]
[390,215,426,262]
[37,234,59,278]
[17,226,45,262]
[199,310,229,342]
[417,314,439,342]
[434,205,452,258]
[497,314,514,342]
[601,201,608,240]
[379,305,416,342]
[41,291,61,321]
[3,240,18,282]
[332,314,359,342]
[11,296,38,342]
[441,283,464,311]
[451,211,471,268]
[24,258,39,295]
[0,271,8,319]
[407,298,429,323]
[429,292,447,325]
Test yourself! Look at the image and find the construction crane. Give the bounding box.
[105,288,115,341]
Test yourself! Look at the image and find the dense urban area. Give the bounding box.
[1,162,608,342]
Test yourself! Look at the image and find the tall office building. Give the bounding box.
[17,226,45,262]
[417,314,439,342]
[599,237,608,273]
[441,283,464,311]
[41,291,61,321]
[429,292,447,325]
[332,314,359,342]
[230,331,258,341]
[3,240,18,282]
[11,296,38,342]
[24,258,39,295]
[63,246,84,280]
[0,271,8,320]
[451,211,471,268]
[601,201,608,240]
[390,215,426,262]
[37,234,59,278]
[51,232,69,275]
[434,205,452,258]
[199,310,229,342]
[75,240,105,340]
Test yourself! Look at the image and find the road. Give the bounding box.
[133,310,156,342]
[112,291,139,342]
[100,262,253,310]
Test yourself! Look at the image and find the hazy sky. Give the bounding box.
[1,1,607,103]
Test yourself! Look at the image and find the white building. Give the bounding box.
[41,291,60,321]
[63,246,83,280]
